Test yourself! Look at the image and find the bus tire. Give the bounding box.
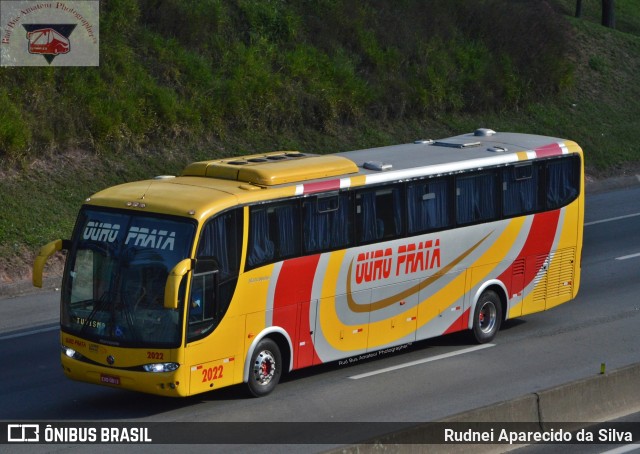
[247,338,281,397]
[471,290,502,344]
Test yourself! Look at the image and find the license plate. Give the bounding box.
[100,374,121,385]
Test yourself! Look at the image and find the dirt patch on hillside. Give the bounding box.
[0,248,65,292]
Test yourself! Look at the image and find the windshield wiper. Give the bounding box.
[79,291,112,336]
[118,290,141,342]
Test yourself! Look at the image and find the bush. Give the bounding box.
[0,89,32,161]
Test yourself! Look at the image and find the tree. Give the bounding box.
[602,0,615,28]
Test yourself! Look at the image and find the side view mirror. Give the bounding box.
[164,258,193,310]
[33,239,69,288]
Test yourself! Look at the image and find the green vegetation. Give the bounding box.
[1,0,639,280]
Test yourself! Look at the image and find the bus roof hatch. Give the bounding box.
[182,151,359,186]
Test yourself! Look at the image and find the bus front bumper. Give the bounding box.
[60,353,188,397]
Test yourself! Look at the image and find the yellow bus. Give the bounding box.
[33,129,583,397]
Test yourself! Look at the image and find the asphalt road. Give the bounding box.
[1,184,639,452]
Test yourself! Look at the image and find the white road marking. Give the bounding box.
[0,325,57,341]
[348,343,495,380]
[584,212,640,226]
[599,444,640,454]
[616,252,640,261]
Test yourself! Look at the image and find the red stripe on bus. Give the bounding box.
[535,143,563,158]
[498,210,561,298]
[273,255,323,368]
[302,180,341,194]
[443,308,470,335]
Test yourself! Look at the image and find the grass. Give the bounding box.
[1,0,640,280]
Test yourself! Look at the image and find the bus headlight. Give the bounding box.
[62,345,84,360]
[143,363,180,373]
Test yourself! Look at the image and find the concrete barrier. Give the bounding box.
[439,394,540,424]
[335,395,540,454]
[331,362,640,453]
[538,362,640,423]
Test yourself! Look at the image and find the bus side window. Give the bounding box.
[502,163,541,217]
[356,185,403,244]
[197,209,242,278]
[456,172,497,225]
[303,192,352,254]
[189,267,216,324]
[247,201,300,269]
[546,156,579,210]
[272,203,300,258]
[407,178,451,234]
[247,208,274,267]
[190,208,242,340]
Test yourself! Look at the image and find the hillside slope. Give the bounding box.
[1,0,639,283]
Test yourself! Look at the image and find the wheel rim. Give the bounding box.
[252,350,276,386]
[478,301,497,334]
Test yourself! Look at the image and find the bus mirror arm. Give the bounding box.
[33,239,70,288]
[164,258,193,310]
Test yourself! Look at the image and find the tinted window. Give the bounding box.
[356,185,403,243]
[197,209,242,279]
[190,208,242,341]
[407,178,451,234]
[456,172,498,225]
[546,156,579,209]
[303,192,352,253]
[247,201,301,268]
[502,163,542,216]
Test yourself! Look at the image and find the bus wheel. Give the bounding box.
[471,290,502,344]
[247,338,281,397]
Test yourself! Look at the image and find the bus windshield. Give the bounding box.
[61,208,195,348]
